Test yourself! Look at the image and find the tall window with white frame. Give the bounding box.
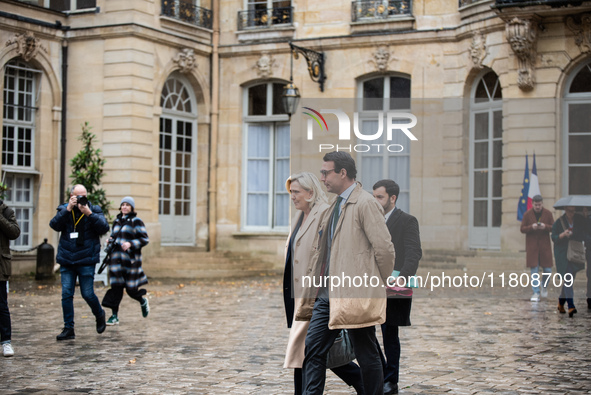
[357,75,411,213]
[159,74,197,245]
[243,82,290,231]
[469,70,503,250]
[2,59,39,249]
[564,60,591,195]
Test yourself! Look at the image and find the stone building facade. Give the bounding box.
[1,0,590,273]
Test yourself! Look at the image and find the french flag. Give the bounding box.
[527,153,541,210]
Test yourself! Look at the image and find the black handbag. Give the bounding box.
[326,329,356,369]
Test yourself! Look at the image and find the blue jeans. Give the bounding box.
[60,265,104,329]
[559,262,578,308]
[530,266,552,294]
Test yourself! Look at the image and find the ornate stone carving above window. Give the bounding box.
[470,33,487,69]
[566,13,591,53]
[369,46,392,71]
[505,17,538,92]
[253,53,276,78]
[5,32,46,62]
[173,48,196,74]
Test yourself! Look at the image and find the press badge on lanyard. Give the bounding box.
[71,211,84,239]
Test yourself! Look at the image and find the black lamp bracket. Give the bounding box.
[289,42,326,92]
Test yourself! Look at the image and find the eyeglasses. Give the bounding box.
[320,169,336,177]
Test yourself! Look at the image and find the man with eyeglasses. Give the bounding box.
[297,151,395,395]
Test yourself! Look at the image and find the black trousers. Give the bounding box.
[101,285,146,313]
[295,363,365,395]
[0,281,10,342]
[303,298,383,395]
[380,324,400,385]
[332,362,365,394]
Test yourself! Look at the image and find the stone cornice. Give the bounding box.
[64,23,212,56]
[218,21,507,58]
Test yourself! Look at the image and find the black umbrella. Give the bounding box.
[553,195,591,210]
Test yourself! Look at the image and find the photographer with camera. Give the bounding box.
[50,184,110,340]
[101,196,150,326]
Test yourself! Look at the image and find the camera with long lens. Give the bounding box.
[99,240,118,275]
[104,240,119,255]
[76,195,88,206]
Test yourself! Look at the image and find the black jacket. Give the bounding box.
[385,208,422,326]
[49,202,109,266]
[387,208,422,280]
[0,202,21,280]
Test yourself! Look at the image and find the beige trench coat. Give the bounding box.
[284,202,329,369]
[296,182,395,330]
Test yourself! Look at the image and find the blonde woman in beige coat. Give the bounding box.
[282,172,365,395]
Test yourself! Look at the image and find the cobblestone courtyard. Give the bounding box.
[1,270,590,394]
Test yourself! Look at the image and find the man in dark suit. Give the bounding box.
[373,180,422,395]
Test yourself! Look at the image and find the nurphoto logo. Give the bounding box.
[302,107,418,153]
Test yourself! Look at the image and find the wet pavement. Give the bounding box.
[1,268,590,394]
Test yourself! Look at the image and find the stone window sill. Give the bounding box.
[350,16,414,34]
[236,25,295,43]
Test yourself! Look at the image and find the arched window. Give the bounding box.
[242,82,290,230]
[469,70,502,250]
[2,59,41,249]
[357,75,411,213]
[159,74,197,245]
[563,60,591,195]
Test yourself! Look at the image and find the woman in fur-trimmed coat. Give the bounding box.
[101,196,150,326]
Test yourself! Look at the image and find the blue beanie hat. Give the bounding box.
[120,196,135,210]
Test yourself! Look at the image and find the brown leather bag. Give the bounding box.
[560,217,586,266]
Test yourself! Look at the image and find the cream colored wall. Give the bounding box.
[0,4,65,251]
[0,0,212,260]
[3,0,591,267]
[216,1,591,259]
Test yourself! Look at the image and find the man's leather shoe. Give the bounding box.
[384,381,398,395]
[56,327,75,341]
[96,311,106,334]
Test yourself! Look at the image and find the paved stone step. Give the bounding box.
[146,267,281,279]
[144,249,280,279]
[420,249,527,273]
[419,260,464,270]
[423,249,478,258]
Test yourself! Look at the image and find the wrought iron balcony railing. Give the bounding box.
[162,0,213,29]
[351,0,412,22]
[494,0,587,7]
[237,7,293,30]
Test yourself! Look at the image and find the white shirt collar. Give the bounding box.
[384,206,396,222]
